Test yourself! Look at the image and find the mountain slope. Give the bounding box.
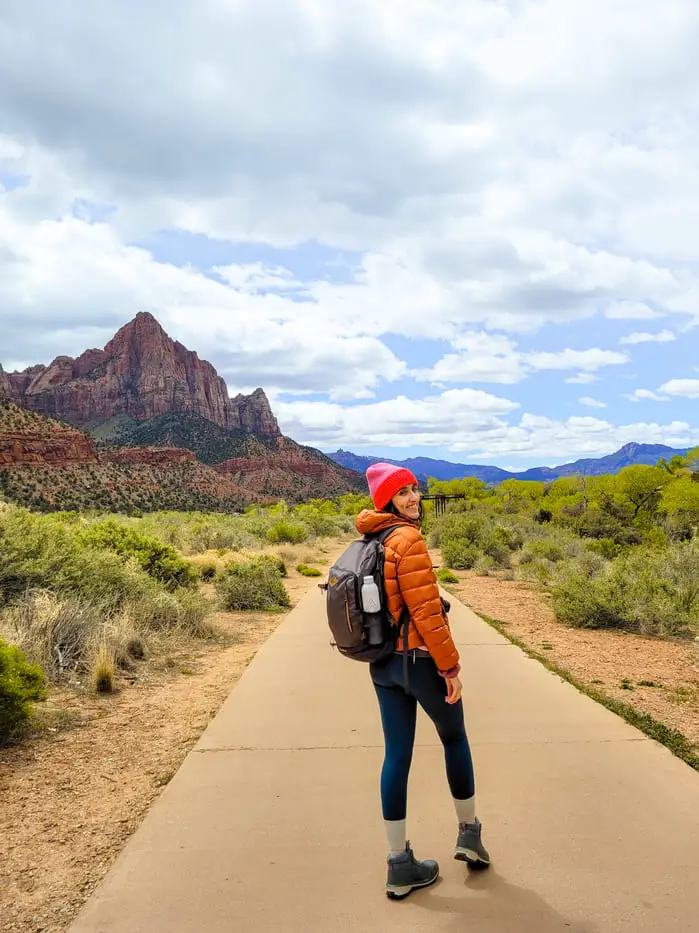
[97,411,279,464]
[0,311,279,434]
[1,313,365,502]
[0,397,262,512]
[326,442,689,484]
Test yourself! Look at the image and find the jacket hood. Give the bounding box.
[355,509,418,536]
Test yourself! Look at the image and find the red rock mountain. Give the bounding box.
[0,311,280,434]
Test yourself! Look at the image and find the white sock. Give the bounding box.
[385,819,407,858]
[454,795,476,826]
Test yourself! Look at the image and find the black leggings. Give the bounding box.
[370,652,475,821]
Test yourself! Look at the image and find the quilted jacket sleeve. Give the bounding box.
[395,532,460,674]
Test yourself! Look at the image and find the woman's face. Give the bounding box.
[391,483,421,520]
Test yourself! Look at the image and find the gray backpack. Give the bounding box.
[321,527,409,668]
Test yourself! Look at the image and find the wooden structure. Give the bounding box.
[421,493,466,516]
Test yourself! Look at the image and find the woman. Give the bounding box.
[357,462,490,900]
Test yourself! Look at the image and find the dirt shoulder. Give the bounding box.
[0,553,337,933]
[440,561,699,753]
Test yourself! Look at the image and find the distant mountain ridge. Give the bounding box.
[326,442,689,484]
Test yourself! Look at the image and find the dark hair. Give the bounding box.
[382,499,424,524]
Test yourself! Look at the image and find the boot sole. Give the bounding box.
[454,847,490,868]
[386,869,439,900]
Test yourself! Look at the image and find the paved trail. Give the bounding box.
[69,587,699,932]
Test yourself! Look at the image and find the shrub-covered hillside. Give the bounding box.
[427,453,699,638]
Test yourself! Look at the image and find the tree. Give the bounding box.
[615,465,671,520]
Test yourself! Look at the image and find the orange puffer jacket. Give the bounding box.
[355,509,460,674]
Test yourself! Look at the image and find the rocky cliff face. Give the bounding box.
[0,430,97,468]
[101,446,197,466]
[1,312,280,435]
[0,397,98,468]
[215,436,365,501]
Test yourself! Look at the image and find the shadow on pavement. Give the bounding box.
[406,869,600,933]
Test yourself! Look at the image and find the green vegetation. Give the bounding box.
[437,568,459,584]
[0,637,46,744]
[96,411,278,464]
[214,557,291,610]
[0,505,214,686]
[428,451,699,637]
[0,461,250,514]
[79,520,198,590]
[124,500,356,554]
[297,563,322,577]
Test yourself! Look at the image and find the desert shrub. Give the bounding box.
[442,540,480,570]
[516,557,557,585]
[171,589,217,638]
[571,509,641,545]
[197,560,218,581]
[437,514,483,548]
[297,563,322,577]
[474,554,497,576]
[80,520,197,590]
[584,537,624,560]
[256,554,288,577]
[520,538,566,564]
[292,504,338,537]
[0,508,169,611]
[0,637,46,744]
[266,520,308,544]
[214,559,291,611]
[437,568,459,584]
[480,536,511,567]
[4,591,106,677]
[551,542,699,636]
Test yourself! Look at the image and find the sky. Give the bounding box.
[1,0,699,470]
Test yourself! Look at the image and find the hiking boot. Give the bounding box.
[454,817,490,868]
[386,843,439,899]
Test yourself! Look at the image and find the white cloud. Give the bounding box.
[659,379,699,399]
[626,389,670,402]
[2,0,699,460]
[579,396,606,408]
[620,329,675,345]
[526,348,628,372]
[278,392,698,458]
[605,301,665,321]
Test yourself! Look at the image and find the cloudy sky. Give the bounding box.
[1,0,699,468]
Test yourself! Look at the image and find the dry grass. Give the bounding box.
[91,645,116,693]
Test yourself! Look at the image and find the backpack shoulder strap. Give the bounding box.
[369,525,411,693]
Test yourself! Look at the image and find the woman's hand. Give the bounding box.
[445,675,462,705]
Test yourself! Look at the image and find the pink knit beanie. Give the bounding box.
[366,462,419,510]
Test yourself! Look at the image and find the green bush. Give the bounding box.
[437,568,459,584]
[197,560,218,581]
[80,520,197,590]
[551,542,699,636]
[297,563,322,577]
[256,554,288,577]
[442,540,480,570]
[214,559,291,611]
[266,520,308,544]
[584,537,624,560]
[0,637,46,744]
[521,538,566,563]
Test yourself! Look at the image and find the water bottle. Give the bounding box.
[361,575,383,645]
